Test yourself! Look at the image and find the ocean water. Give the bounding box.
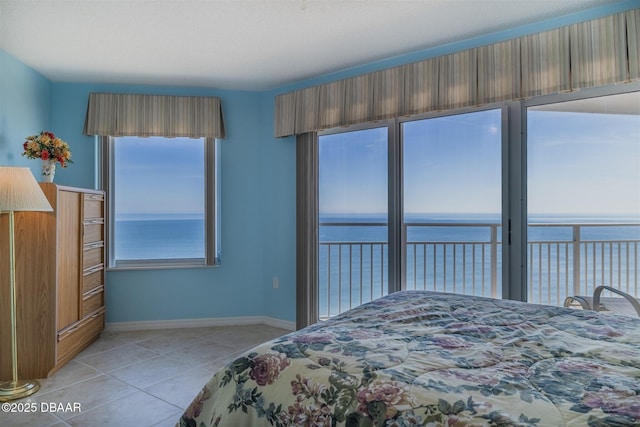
[114,214,205,260]
[320,213,640,242]
[114,213,640,316]
[317,213,640,317]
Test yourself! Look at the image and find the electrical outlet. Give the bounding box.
[272,276,279,288]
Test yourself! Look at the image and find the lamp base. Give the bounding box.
[0,379,40,401]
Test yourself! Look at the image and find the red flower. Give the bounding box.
[22,131,73,168]
[249,353,290,386]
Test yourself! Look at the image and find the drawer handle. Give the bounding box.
[85,242,104,249]
[85,219,103,225]
[84,287,103,299]
[84,265,103,275]
[86,194,103,200]
[61,324,80,338]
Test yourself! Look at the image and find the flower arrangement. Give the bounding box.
[22,131,73,167]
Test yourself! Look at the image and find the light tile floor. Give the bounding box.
[1,324,289,427]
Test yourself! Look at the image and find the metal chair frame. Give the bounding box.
[564,285,640,317]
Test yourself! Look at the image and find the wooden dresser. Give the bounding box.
[0,183,105,380]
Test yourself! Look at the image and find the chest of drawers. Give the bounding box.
[0,184,106,379]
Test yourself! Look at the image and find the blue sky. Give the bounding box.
[403,109,501,215]
[114,136,204,216]
[319,109,503,216]
[319,96,639,219]
[319,127,389,215]
[527,110,640,216]
[112,94,639,221]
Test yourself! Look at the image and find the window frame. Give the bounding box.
[317,103,511,307]
[100,135,220,270]
[313,82,640,320]
[317,122,398,316]
[398,104,510,298]
[520,82,640,303]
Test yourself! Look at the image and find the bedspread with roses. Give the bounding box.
[177,291,640,427]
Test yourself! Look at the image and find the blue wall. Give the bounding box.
[49,83,297,323]
[0,62,298,323]
[0,50,52,172]
[1,0,636,325]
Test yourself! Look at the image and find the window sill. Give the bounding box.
[107,258,221,271]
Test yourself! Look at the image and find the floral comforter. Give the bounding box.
[178,291,640,426]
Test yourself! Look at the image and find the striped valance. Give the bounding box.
[83,93,225,138]
[275,8,639,138]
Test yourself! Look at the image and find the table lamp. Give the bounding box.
[0,166,53,401]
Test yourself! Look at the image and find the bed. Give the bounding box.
[177,291,640,426]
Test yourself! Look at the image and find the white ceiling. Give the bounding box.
[0,0,625,91]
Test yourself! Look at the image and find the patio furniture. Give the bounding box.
[563,285,640,317]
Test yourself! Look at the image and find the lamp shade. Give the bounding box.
[0,166,53,212]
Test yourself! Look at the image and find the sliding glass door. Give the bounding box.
[318,110,504,318]
[314,86,639,320]
[318,127,389,318]
[403,109,503,298]
[527,91,640,305]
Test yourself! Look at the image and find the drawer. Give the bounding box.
[83,220,104,244]
[83,267,103,294]
[83,243,104,270]
[57,309,104,363]
[82,286,104,317]
[83,193,104,219]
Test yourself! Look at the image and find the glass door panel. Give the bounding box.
[318,127,388,318]
[402,109,503,298]
[527,92,640,306]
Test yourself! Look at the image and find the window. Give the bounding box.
[526,91,640,305]
[403,109,503,298]
[318,126,390,318]
[315,85,639,319]
[318,108,505,317]
[103,136,220,269]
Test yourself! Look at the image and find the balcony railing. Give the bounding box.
[319,221,640,319]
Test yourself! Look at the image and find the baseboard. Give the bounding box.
[105,316,296,332]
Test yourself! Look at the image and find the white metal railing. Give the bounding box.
[528,223,640,306]
[319,221,640,318]
[403,223,501,299]
[319,220,388,318]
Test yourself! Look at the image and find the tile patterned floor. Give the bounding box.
[1,324,289,427]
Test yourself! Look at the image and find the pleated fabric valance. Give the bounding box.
[275,9,639,138]
[83,93,226,138]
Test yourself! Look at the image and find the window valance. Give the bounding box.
[83,93,226,138]
[275,9,639,138]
